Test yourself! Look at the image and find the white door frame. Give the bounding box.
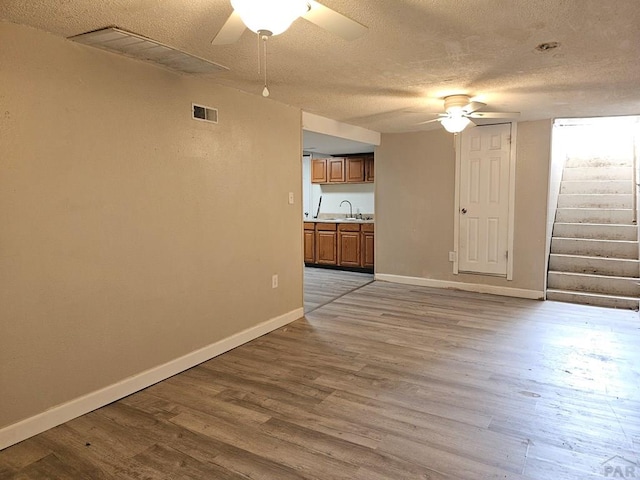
[453,122,517,280]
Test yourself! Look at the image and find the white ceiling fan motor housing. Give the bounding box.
[444,95,471,114]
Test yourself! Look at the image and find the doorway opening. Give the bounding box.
[302,129,377,313]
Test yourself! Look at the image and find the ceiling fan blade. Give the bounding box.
[467,111,521,119]
[302,1,368,41]
[212,10,246,45]
[404,109,443,115]
[416,118,442,126]
[463,101,486,114]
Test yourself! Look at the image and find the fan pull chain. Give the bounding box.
[255,31,271,97]
[257,33,261,75]
[261,34,270,97]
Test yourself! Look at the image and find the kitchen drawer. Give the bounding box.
[316,222,337,231]
[304,222,316,230]
[361,223,374,232]
[338,223,361,232]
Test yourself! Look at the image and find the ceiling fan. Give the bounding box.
[212,0,368,45]
[419,95,520,133]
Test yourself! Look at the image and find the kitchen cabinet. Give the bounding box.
[345,157,365,183]
[327,158,346,183]
[311,158,327,183]
[365,156,374,183]
[304,221,374,271]
[304,222,315,263]
[311,155,374,184]
[315,223,338,265]
[361,223,375,268]
[338,223,361,267]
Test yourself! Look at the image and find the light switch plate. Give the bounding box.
[288,192,294,204]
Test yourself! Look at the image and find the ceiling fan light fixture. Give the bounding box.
[446,105,465,116]
[230,0,310,36]
[441,115,471,133]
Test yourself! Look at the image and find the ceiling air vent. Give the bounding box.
[68,27,228,75]
[192,104,218,124]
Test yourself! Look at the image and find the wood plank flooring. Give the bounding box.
[303,266,373,313]
[1,280,639,479]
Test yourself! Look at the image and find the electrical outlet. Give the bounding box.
[272,274,278,289]
[449,251,457,262]
[288,192,294,204]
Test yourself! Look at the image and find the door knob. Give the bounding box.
[461,208,467,214]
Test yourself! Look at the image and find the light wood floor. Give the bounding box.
[2,282,639,479]
[303,266,373,313]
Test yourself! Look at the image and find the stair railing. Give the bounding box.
[634,154,637,225]
[635,121,639,225]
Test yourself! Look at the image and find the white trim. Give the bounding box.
[302,111,381,145]
[506,122,517,280]
[0,307,304,451]
[453,133,462,274]
[375,273,544,300]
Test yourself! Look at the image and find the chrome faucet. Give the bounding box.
[340,200,353,218]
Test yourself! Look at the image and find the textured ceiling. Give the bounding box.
[2,0,640,133]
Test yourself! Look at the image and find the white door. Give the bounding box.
[458,123,512,276]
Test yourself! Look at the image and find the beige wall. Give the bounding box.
[376,120,552,293]
[0,22,303,429]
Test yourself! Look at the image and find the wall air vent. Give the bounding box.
[192,104,218,124]
[68,27,229,75]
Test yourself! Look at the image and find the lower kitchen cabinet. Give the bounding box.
[304,223,315,263]
[316,223,338,265]
[338,223,361,267]
[361,223,375,269]
[304,221,373,271]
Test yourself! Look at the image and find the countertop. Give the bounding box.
[304,218,374,224]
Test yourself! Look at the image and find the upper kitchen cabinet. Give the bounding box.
[311,158,327,183]
[328,157,346,183]
[345,157,364,183]
[365,156,374,182]
[311,154,374,184]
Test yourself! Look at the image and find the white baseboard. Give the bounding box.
[375,273,544,300]
[0,307,304,451]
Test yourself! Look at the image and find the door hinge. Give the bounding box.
[506,250,509,259]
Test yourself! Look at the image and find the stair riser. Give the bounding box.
[552,223,638,241]
[560,180,634,194]
[549,154,639,309]
[546,290,639,310]
[562,166,634,181]
[547,272,640,296]
[551,238,639,259]
[549,255,639,277]
[555,208,634,224]
[556,194,633,209]
[564,157,634,168]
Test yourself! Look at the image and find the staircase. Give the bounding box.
[547,156,640,310]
